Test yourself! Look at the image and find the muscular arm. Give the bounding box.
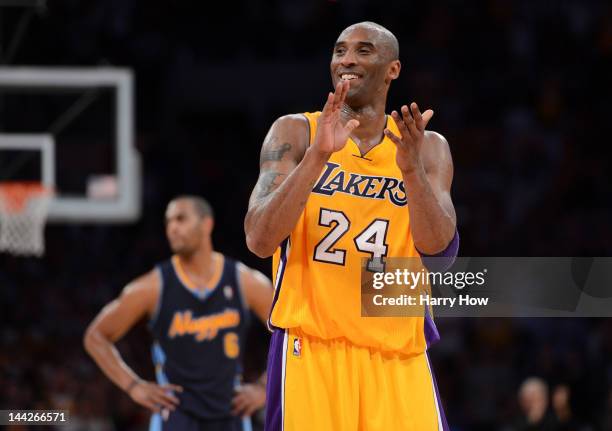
[83,270,159,392]
[246,82,358,258]
[238,263,274,323]
[402,131,456,254]
[245,114,326,257]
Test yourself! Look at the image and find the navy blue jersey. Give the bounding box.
[150,255,249,421]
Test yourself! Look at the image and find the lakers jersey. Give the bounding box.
[269,112,439,355]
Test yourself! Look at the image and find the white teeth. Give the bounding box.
[341,74,358,80]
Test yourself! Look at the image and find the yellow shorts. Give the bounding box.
[264,328,448,431]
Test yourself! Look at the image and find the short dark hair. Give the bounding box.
[173,195,214,219]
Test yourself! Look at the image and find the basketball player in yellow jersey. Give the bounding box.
[245,22,458,431]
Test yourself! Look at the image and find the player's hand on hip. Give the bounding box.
[231,383,266,417]
[384,102,434,174]
[312,80,360,157]
[128,380,183,413]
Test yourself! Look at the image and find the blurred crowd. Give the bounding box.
[1,0,612,429]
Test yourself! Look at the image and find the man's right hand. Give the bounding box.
[312,80,360,157]
[128,380,183,412]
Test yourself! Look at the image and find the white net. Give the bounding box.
[0,183,52,257]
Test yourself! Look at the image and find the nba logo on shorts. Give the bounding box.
[293,337,302,357]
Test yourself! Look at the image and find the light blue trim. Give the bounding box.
[148,266,164,330]
[233,371,253,431]
[171,256,224,302]
[149,413,162,431]
[152,341,169,385]
[241,416,253,431]
[151,343,173,427]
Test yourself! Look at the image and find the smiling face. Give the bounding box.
[330,23,401,108]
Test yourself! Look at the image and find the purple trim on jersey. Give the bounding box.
[418,230,460,272]
[264,330,285,431]
[427,353,450,431]
[267,238,289,331]
[424,310,440,348]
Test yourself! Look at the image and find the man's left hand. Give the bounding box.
[384,102,434,175]
[231,383,266,417]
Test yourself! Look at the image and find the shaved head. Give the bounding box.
[338,21,399,62]
[331,21,401,106]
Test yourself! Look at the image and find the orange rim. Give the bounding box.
[0,182,52,213]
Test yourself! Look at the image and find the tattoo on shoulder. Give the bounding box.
[260,142,292,165]
[255,171,285,198]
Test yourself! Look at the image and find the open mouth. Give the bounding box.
[340,73,361,81]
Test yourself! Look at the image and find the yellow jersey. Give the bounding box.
[270,112,437,355]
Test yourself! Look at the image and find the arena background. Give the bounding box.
[1,0,611,430]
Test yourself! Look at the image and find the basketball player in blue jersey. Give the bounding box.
[85,196,274,431]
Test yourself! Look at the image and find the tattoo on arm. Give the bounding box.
[255,172,285,199]
[260,143,292,165]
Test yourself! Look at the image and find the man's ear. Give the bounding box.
[202,217,214,236]
[388,60,401,81]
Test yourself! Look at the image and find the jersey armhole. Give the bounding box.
[148,266,164,330]
[234,262,250,315]
[302,112,315,146]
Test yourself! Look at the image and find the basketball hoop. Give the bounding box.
[0,182,53,256]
